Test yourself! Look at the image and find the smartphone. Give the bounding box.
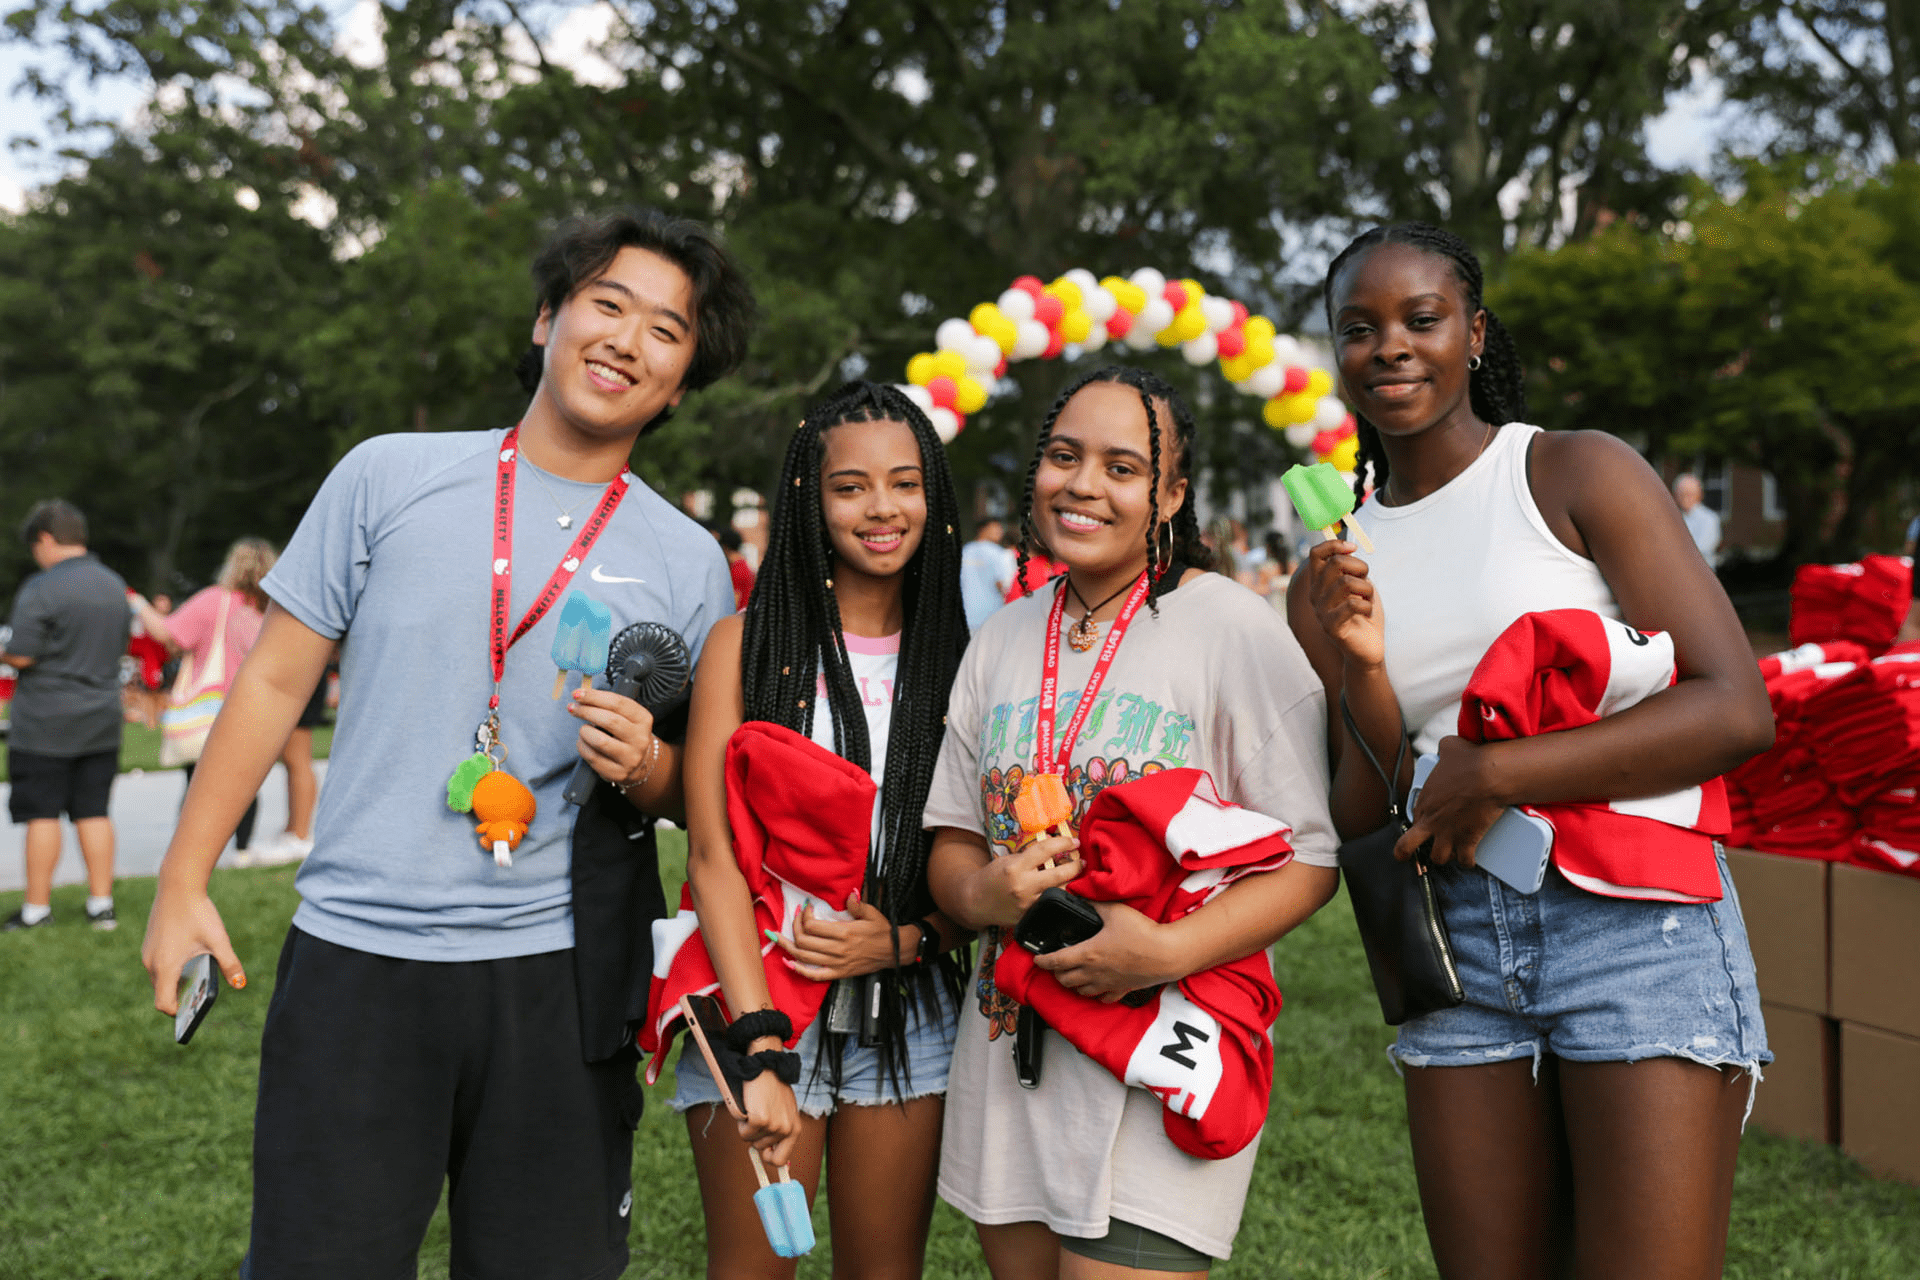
[174,953,218,1045]
[1014,887,1103,955]
[1409,754,1555,894]
[680,993,749,1121]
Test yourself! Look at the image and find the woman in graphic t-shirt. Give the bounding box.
[671,381,972,1277]
[923,366,1340,1277]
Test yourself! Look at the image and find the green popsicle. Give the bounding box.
[1281,462,1374,552]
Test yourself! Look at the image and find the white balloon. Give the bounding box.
[900,383,935,412]
[1136,297,1175,336]
[1312,395,1348,431]
[928,406,961,443]
[1012,319,1051,360]
[935,318,975,353]
[1271,335,1306,368]
[1128,267,1166,297]
[1062,268,1099,297]
[1123,322,1159,351]
[1078,324,1108,353]
[1283,423,1318,448]
[1200,296,1235,333]
[967,334,1002,372]
[997,289,1037,323]
[1080,285,1118,324]
[1245,364,1284,399]
[1181,333,1218,366]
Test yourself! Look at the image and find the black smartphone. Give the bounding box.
[680,993,749,1120]
[1013,887,1103,955]
[174,953,218,1046]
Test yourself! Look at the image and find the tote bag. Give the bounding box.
[159,591,232,768]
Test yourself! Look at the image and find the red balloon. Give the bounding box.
[1012,275,1045,297]
[1216,326,1246,358]
[1041,331,1065,360]
[1106,309,1134,338]
[1229,301,1248,326]
[950,411,967,433]
[1336,418,1357,439]
[1163,281,1188,311]
[1311,429,1339,456]
[995,357,1009,378]
[1034,293,1065,327]
[1282,365,1310,394]
[926,375,958,409]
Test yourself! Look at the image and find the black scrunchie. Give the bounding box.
[736,1049,802,1085]
[725,1009,794,1053]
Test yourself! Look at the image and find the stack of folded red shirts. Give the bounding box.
[1728,658,1863,859]
[1756,640,1869,680]
[1788,555,1913,655]
[1853,788,1920,878]
[1808,651,1920,806]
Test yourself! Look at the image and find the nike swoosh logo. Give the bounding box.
[590,565,645,585]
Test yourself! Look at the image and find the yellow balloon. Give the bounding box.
[1262,396,1291,429]
[1175,305,1208,342]
[907,353,938,386]
[1059,309,1093,343]
[970,302,1005,333]
[1244,316,1277,343]
[1181,278,1206,304]
[1283,390,1319,424]
[989,317,1019,354]
[1222,353,1256,383]
[932,350,968,381]
[1324,435,1360,471]
[955,375,989,415]
[1102,277,1147,315]
[1048,278,1083,309]
[1244,337,1275,368]
[1306,368,1334,399]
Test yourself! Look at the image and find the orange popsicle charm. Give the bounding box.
[1013,772,1074,848]
[472,769,536,868]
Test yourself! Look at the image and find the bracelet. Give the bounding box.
[724,1008,794,1053]
[615,736,661,803]
[912,916,942,966]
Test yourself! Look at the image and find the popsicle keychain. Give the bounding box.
[1282,461,1375,552]
[450,424,633,865]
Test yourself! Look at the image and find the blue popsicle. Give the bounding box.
[749,1148,815,1258]
[550,590,613,698]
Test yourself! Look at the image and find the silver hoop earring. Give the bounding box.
[1468,354,1482,372]
[1152,521,1174,577]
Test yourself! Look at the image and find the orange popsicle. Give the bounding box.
[1013,772,1074,846]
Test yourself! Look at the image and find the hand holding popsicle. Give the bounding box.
[1282,462,1374,552]
[1013,772,1074,848]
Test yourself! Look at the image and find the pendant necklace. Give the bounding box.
[523,458,590,529]
[1063,577,1137,653]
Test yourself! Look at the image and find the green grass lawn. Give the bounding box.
[3,833,1917,1278]
[0,722,332,783]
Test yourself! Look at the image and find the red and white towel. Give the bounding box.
[994,768,1295,1160]
[640,721,874,1083]
[1459,609,1729,903]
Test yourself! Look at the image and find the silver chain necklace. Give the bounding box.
[522,460,589,529]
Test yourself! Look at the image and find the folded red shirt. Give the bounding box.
[1789,555,1912,656]
[1459,609,1729,902]
[994,768,1295,1161]
[640,721,874,1083]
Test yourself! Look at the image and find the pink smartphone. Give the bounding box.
[680,993,748,1121]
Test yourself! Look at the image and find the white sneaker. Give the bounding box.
[254,834,313,867]
[231,847,259,869]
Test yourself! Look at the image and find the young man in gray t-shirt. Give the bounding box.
[140,209,755,1278]
[2,499,129,933]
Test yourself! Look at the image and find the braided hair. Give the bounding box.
[1012,365,1214,613]
[740,379,969,1094]
[1321,222,1529,503]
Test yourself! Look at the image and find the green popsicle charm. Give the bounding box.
[1281,462,1374,552]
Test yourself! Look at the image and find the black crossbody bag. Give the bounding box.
[1336,694,1464,1026]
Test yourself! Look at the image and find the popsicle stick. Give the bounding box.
[551,669,567,700]
[580,673,593,692]
[1343,518,1375,553]
[748,1145,773,1190]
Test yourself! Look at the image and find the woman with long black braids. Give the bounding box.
[673,381,971,1277]
[1292,223,1774,1278]
[924,366,1339,1277]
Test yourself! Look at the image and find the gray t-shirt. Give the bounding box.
[5,554,130,757]
[263,429,734,962]
[922,572,1336,1258]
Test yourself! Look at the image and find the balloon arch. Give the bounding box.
[896,269,1360,472]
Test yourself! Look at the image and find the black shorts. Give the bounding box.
[294,675,328,729]
[244,929,644,1280]
[7,748,117,823]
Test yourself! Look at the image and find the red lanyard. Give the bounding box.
[487,425,632,710]
[1034,570,1152,774]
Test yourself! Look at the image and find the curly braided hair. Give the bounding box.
[1012,365,1214,613]
[1321,223,1529,503]
[740,379,969,1096]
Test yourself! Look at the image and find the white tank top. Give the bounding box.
[810,631,899,862]
[1350,424,1620,754]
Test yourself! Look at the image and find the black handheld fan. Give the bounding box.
[562,621,694,805]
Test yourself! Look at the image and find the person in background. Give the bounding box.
[134,538,279,865]
[959,516,1017,632]
[1230,519,1266,588]
[1004,535,1066,602]
[1253,532,1293,608]
[262,657,336,866]
[2,499,130,933]
[716,523,756,611]
[126,592,173,728]
[1673,473,1721,566]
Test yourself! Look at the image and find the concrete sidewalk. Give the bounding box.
[0,761,328,893]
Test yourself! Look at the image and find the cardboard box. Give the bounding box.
[1830,863,1920,1038]
[1750,1004,1837,1144]
[1840,1022,1920,1185]
[1726,849,1829,1015]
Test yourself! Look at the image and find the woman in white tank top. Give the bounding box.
[1288,224,1776,1279]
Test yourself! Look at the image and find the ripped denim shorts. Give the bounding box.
[1390,844,1771,1078]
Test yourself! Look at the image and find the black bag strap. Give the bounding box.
[1339,691,1411,821]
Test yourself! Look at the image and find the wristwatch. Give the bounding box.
[912,917,941,966]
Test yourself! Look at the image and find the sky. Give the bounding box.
[0,3,1738,215]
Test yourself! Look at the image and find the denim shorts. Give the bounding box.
[1391,846,1771,1077]
[670,985,959,1118]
